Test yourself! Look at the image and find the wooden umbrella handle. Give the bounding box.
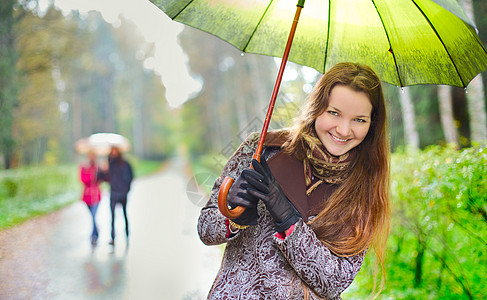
[217,177,245,219]
[217,3,304,219]
[217,153,261,219]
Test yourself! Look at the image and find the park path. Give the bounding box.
[0,157,222,300]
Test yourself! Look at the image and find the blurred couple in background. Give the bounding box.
[79,147,133,246]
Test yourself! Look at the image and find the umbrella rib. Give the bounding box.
[172,0,195,19]
[371,0,404,87]
[242,0,275,52]
[322,0,331,73]
[411,0,466,87]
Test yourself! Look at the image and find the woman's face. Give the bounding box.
[88,152,96,162]
[314,85,372,156]
[110,148,120,158]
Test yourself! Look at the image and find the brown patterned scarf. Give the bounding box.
[302,131,354,195]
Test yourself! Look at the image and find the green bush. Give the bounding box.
[0,165,80,229]
[1,178,18,198]
[344,145,487,299]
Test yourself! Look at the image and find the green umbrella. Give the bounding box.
[150,0,487,218]
[152,0,486,87]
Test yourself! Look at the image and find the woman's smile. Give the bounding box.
[329,133,349,143]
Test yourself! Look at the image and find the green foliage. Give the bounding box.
[0,4,175,168]
[0,159,164,230]
[1,178,18,198]
[128,157,165,178]
[0,0,19,168]
[344,146,487,299]
[0,164,80,229]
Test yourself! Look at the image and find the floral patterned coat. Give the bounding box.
[198,132,366,300]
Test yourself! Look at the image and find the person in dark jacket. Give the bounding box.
[105,146,133,245]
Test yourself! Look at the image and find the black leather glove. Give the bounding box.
[227,169,260,226]
[246,155,301,232]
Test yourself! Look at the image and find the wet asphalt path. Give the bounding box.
[0,158,222,300]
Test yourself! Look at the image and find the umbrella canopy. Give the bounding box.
[75,133,131,156]
[151,0,487,218]
[151,0,487,87]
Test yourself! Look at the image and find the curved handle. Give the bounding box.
[217,152,261,218]
[218,176,246,219]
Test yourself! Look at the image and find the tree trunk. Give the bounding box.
[248,55,270,120]
[0,0,18,169]
[132,71,144,158]
[415,239,425,287]
[438,86,460,147]
[234,59,250,138]
[466,76,487,143]
[101,76,116,133]
[399,87,419,149]
[459,0,487,144]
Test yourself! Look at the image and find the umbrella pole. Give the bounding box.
[218,2,305,219]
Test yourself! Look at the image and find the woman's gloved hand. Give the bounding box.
[246,155,301,232]
[227,169,261,226]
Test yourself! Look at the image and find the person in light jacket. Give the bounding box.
[198,62,391,299]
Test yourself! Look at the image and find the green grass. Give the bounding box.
[0,164,80,230]
[130,158,166,177]
[0,159,165,231]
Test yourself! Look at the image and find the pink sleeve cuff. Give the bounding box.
[275,224,296,240]
[225,218,231,238]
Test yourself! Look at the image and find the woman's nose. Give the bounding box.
[336,121,351,137]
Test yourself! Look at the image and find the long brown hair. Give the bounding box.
[284,62,390,293]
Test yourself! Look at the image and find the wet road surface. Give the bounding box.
[0,158,222,300]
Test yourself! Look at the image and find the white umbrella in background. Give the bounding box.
[75,133,131,156]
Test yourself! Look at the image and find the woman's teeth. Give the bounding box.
[332,135,347,142]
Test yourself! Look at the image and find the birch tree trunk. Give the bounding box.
[399,87,419,149]
[438,86,460,147]
[466,76,487,143]
[234,59,250,138]
[0,0,18,168]
[248,54,275,131]
[132,69,144,158]
[459,0,487,144]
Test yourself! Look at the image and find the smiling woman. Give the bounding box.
[197,62,390,299]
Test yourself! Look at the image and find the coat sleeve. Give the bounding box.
[197,133,260,246]
[125,162,134,187]
[128,162,134,182]
[274,219,366,299]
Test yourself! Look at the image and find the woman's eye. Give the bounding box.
[328,111,338,116]
[355,118,367,123]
